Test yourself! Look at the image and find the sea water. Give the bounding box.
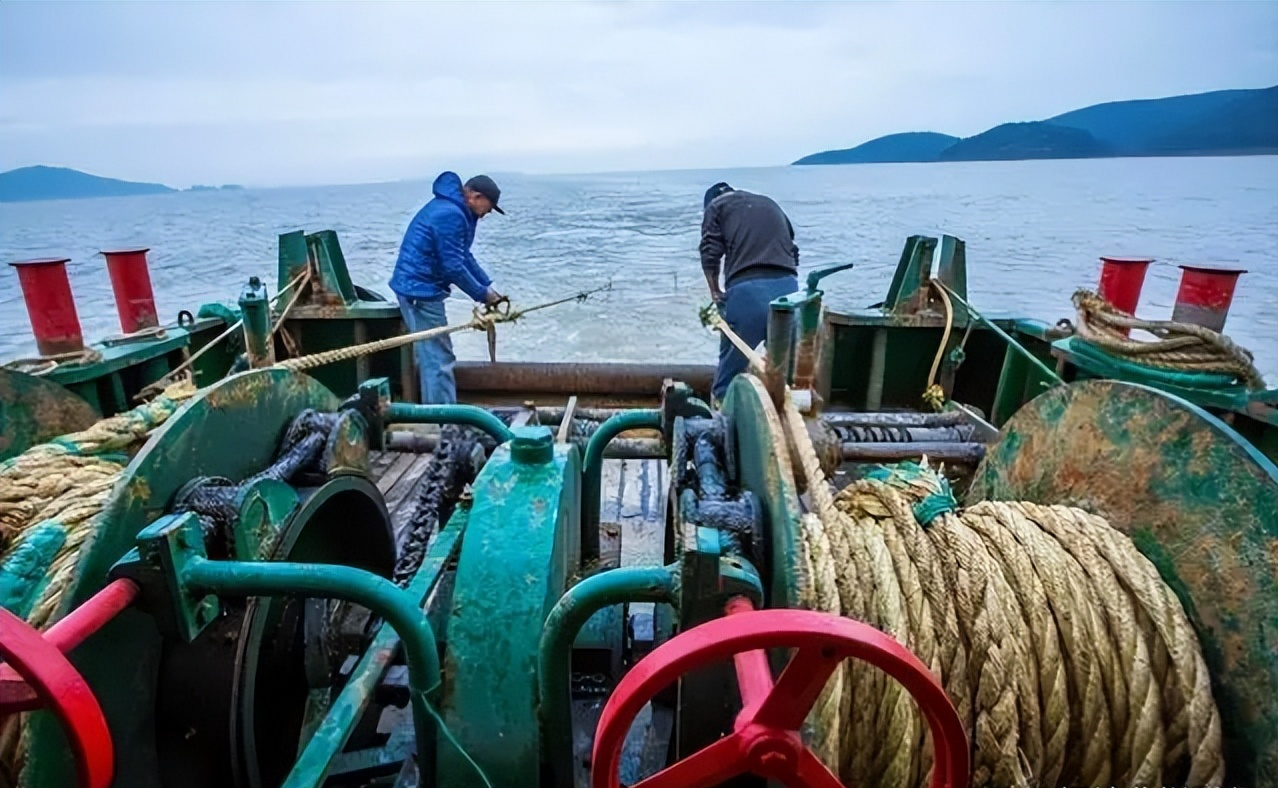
[2,155,1275,383]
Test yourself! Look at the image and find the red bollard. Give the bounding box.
[8,258,85,356]
[1172,264,1247,333]
[1097,256,1153,316]
[101,248,158,334]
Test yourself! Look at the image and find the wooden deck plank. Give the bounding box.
[375,453,417,495]
[368,450,397,478]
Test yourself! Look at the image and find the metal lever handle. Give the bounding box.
[805,262,856,294]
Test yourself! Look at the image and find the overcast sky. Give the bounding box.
[2,1,1275,187]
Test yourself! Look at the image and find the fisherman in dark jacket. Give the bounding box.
[699,182,799,403]
[390,172,506,404]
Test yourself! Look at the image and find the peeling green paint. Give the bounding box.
[972,379,1278,785]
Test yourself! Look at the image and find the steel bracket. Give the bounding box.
[340,377,390,449]
[232,478,300,560]
[109,512,219,643]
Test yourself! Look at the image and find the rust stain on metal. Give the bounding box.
[971,379,1278,783]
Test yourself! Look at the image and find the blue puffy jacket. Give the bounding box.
[389,172,493,302]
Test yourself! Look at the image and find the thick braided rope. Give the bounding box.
[1056,506,1225,786]
[1023,502,1165,786]
[925,510,1029,787]
[962,504,1069,787]
[844,500,924,788]
[873,487,942,787]
[0,382,194,627]
[796,511,845,770]
[982,494,1116,787]
[1073,289,1264,388]
[704,318,1225,787]
[276,318,486,371]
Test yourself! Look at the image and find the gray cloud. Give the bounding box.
[2,1,1274,186]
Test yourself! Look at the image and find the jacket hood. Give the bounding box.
[432,171,470,213]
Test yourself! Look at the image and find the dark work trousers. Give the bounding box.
[712,272,799,402]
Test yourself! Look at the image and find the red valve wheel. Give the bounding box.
[0,580,136,788]
[591,599,969,788]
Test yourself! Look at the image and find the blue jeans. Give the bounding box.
[712,273,800,402]
[397,295,456,404]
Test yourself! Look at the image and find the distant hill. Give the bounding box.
[0,166,176,202]
[794,85,1278,165]
[793,132,959,165]
[938,122,1112,161]
[1144,86,1278,155]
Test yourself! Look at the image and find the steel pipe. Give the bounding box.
[385,430,663,459]
[102,248,158,334]
[821,410,967,428]
[455,361,714,397]
[488,405,628,423]
[181,557,441,781]
[384,402,514,444]
[0,579,140,710]
[840,441,986,464]
[538,565,677,788]
[8,258,84,356]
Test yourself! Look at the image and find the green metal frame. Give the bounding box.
[239,276,275,367]
[720,375,806,609]
[383,402,514,444]
[22,369,340,788]
[767,262,856,390]
[115,511,441,787]
[581,409,663,562]
[299,510,468,787]
[440,425,581,787]
[538,565,679,786]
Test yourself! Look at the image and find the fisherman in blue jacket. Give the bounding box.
[390,172,506,403]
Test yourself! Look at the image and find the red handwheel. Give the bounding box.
[0,579,137,788]
[591,598,969,788]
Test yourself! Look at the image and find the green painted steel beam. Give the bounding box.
[239,276,274,368]
[721,375,806,609]
[580,409,662,562]
[937,283,1063,386]
[282,509,468,788]
[383,402,513,444]
[42,330,194,386]
[538,565,677,785]
[180,556,441,784]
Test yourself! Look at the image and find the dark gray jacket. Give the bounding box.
[700,190,799,286]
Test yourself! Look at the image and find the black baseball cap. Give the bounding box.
[464,174,505,214]
[704,181,733,209]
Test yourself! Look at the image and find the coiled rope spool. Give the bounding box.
[783,400,1224,788]
[703,310,1225,787]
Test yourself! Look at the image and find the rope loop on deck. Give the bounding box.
[1073,288,1264,388]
